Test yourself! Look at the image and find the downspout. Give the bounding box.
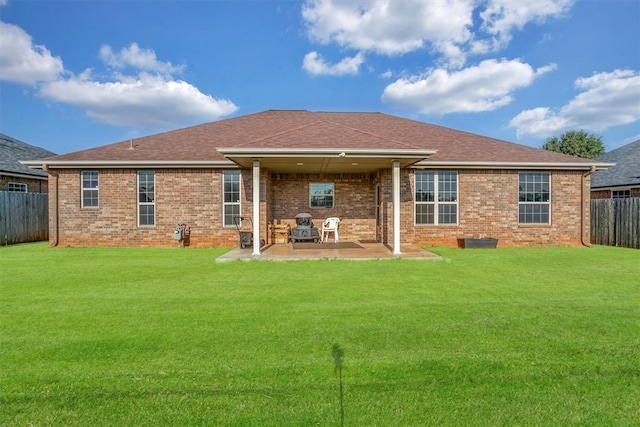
[44,165,59,247]
[581,165,597,247]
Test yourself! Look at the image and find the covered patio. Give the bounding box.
[215,242,441,262]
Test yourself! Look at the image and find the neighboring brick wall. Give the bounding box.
[592,187,640,199]
[591,190,610,199]
[51,167,589,248]
[1,175,48,193]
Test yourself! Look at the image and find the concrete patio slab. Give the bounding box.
[215,242,441,262]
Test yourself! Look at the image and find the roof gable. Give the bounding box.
[0,133,56,178]
[592,140,640,188]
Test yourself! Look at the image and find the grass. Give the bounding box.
[1,243,639,426]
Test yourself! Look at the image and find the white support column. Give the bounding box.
[392,160,401,254]
[252,159,261,256]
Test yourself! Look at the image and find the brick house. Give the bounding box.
[24,110,612,251]
[1,133,55,193]
[591,139,640,199]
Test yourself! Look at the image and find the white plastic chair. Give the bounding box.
[321,217,340,242]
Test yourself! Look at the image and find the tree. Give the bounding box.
[541,130,605,159]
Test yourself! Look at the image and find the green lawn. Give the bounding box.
[1,243,638,426]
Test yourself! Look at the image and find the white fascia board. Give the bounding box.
[20,160,238,169]
[412,161,616,171]
[216,147,437,158]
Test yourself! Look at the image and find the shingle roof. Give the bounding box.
[591,139,640,189]
[0,133,56,178]
[32,110,599,167]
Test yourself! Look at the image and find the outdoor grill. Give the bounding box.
[290,213,320,243]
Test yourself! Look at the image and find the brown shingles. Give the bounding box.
[44,110,594,165]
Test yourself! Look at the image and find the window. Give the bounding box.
[310,183,334,208]
[138,170,155,226]
[612,190,631,199]
[415,171,458,225]
[81,171,99,207]
[519,172,550,224]
[223,171,241,226]
[7,182,27,192]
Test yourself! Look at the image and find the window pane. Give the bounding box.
[415,171,457,225]
[83,190,98,207]
[7,182,28,192]
[224,205,240,227]
[82,172,99,207]
[310,183,334,208]
[438,171,457,202]
[139,205,155,226]
[415,204,434,225]
[223,171,241,226]
[138,171,155,226]
[415,172,434,202]
[519,204,549,224]
[438,204,457,224]
[223,171,240,203]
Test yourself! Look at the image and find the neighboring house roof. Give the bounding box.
[591,139,640,189]
[25,110,608,172]
[1,133,56,179]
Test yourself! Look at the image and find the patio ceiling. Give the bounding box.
[216,148,436,174]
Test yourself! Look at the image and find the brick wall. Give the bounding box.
[592,187,640,199]
[51,167,589,248]
[269,173,377,242]
[1,175,48,193]
[405,169,586,247]
[53,168,249,247]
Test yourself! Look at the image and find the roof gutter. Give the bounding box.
[413,161,616,170]
[20,160,239,169]
[0,170,48,180]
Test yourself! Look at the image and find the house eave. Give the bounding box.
[20,160,239,169]
[0,170,48,180]
[216,147,437,157]
[412,161,616,170]
[216,147,437,173]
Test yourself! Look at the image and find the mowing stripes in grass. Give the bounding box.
[1,243,639,425]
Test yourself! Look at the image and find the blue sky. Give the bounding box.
[1,0,639,155]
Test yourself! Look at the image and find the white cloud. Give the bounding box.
[0,18,238,128]
[480,0,573,51]
[509,69,640,138]
[301,0,573,69]
[99,43,185,75]
[39,71,238,128]
[302,0,474,63]
[382,59,555,115]
[0,21,64,85]
[302,51,365,76]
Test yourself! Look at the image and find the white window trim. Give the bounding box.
[309,182,335,208]
[611,189,631,199]
[518,171,551,225]
[414,171,459,226]
[137,170,156,227]
[7,182,28,192]
[81,171,99,208]
[223,171,241,227]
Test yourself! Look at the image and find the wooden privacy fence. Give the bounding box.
[0,192,48,245]
[591,198,640,249]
